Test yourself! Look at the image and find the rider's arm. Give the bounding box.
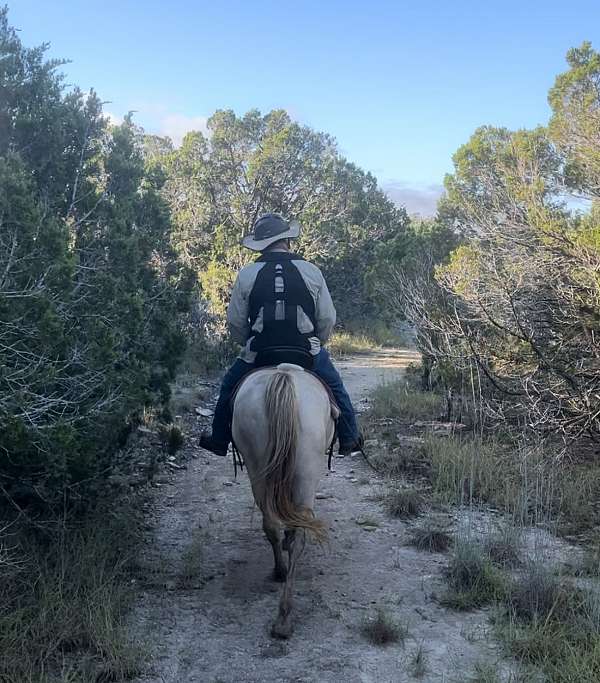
[315,277,336,343]
[227,273,251,344]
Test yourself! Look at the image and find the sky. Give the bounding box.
[8,1,600,215]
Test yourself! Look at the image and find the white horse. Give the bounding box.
[232,363,337,638]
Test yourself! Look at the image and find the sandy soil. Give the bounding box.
[130,350,515,683]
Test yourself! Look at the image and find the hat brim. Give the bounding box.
[241,220,300,251]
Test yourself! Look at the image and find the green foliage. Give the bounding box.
[0,8,191,510]
[399,42,600,441]
[159,108,410,326]
[548,42,600,194]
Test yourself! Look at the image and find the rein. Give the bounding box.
[231,440,244,478]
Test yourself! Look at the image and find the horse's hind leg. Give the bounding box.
[271,528,306,639]
[263,514,287,582]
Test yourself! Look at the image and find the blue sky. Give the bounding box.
[8,1,599,214]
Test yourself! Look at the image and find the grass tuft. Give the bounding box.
[409,643,428,678]
[484,523,523,568]
[442,534,506,610]
[408,522,453,553]
[361,608,407,646]
[383,488,424,518]
[160,423,185,455]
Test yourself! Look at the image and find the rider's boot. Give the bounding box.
[338,431,365,456]
[199,430,229,457]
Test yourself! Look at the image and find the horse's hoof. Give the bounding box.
[271,567,287,583]
[271,619,293,639]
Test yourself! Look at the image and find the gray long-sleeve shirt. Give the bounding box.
[226,254,336,363]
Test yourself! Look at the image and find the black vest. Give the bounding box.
[248,252,317,352]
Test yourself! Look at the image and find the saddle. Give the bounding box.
[230,349,340,419]
[229,350,340,473]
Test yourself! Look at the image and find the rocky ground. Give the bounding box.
[128,350,526,683]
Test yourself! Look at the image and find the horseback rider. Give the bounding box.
[199,213,363,457]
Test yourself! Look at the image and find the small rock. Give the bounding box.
[107,474,129,487]
[167,455,176,462]
[361,525,378,532]
[223,481,234,487]
[167,461,185,470]
[350,478,358,483]
[315,493,331,500]
[196,407,214,417]
[138,426,156,435]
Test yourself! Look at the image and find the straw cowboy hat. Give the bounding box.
[242,213,300,252]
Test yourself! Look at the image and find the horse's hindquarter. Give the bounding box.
[232,368,333,500]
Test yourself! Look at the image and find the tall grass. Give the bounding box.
[418,435,600,533]
[501,559,600,682]
[328,330,381,357]
[0,505,143,682]
[370,382,443,421]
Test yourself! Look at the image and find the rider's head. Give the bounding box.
[241,213,300,252]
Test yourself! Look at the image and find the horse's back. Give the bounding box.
[232,364,333,473]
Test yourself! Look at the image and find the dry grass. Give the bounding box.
[179,527,207,588]
[365,381,600,537]
[442,534,507,610]
[0,507,144,682]
[361,608,407,646]
[159,423,185,455]
[500,559,600,682]
[329,330,381,357]
[409,643,429,678]
[369,381,443,421]
[383,488,424,518]
[408,522,453,553]
[484,523,523,568]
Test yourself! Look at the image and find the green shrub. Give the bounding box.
[0,12,192,511]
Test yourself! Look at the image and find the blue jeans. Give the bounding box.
[211,349,359,447]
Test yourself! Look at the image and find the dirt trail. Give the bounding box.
[131,350,509,683]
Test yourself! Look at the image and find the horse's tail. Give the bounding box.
[262,370,326,542]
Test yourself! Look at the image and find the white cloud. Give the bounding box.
[158,113,209,146]
[103,111,123,126]
[382,181,444,217]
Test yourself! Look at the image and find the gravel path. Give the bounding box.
[130,350,511,683]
